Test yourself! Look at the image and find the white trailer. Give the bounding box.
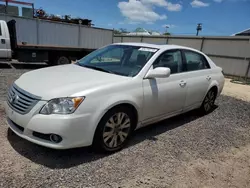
[0,14,113,65]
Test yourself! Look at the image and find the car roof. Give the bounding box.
[113,42,198,52]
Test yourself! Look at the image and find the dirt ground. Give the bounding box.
[119,78,250,188]
[222,78,250,102]
[0,68,250,188]
[121,145,250,188]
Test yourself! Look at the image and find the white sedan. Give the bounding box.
[5,43,225,152]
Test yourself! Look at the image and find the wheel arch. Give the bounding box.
[201,81,219,103]
[89,98,141,145]
[97,100,140,129]
[209,85,218,97]
[105,102,138,127]
[208,80,219,96]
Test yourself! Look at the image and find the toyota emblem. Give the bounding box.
[10,93,19,104]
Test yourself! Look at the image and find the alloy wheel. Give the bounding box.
[204,90,215,112]
[102,112,131,148]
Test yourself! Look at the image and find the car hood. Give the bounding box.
[15,64,130,100]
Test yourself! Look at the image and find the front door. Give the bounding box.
[142,49,187,121]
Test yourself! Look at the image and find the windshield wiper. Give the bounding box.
[81,65,115,74]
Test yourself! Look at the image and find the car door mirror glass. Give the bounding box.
[145,67,171,79]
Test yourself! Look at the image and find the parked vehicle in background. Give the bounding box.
[5,43,225,152]
[0,14,113,65]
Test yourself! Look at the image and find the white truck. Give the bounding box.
[0,14,113,65]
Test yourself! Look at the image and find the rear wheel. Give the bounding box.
[56,56,70,65]
[200,89,216,114]
[48,55,70,66]
[93,106,136,152]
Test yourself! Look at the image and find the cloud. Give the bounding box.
[162,24,176,28]
[118,0,167,23]
[118,0,182,23]
[118,21,125,25]
[190,0,210,7]
[213,0,223,2]
[141,0,168,6]
[166,2,182,11]
[140,0,182,11]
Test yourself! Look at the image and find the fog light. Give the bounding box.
[50,134,62,143]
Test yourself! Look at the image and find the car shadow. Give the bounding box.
[7,106,218,169]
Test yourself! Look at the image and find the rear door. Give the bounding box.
[181,49,212,111]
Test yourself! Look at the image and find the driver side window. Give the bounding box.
[153,50,183,74]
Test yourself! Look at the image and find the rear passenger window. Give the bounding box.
[183,51,210,71]
[153,50,183,74]
[0,24,2,36]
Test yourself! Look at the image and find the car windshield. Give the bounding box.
[77,45,158,77]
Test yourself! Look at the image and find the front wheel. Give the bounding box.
[93,106,136,152]
[200,89,216,114]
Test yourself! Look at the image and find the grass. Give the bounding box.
[225,75,250,85]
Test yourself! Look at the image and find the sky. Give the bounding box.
[21,0,250,36]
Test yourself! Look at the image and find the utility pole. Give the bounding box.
[5,0,8,14]
[196,23,202,36]
[165,25,169,33]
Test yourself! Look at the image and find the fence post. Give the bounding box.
[36,18,39,45]
[112,29,114,44]
[121,36,123,42]
[78,23,81,48]
[166,36,169,44]
[200,37,205,51]
[141,36,143,42]
[245,38,250,80]
[245,59,250,80]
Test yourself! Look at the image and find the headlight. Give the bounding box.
[40,97,84,115]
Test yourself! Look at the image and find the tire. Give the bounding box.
[92,106,136,153]
[56,56,70,65]
[200,89,216,114]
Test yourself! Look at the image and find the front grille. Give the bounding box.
[7,83,41,114]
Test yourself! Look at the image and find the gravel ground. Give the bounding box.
[0,63,250,188]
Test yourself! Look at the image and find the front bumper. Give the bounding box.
[5,101,94,149]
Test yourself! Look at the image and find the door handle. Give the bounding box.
[206,76,211,81]
[1,39,5,44]
[179,80,187,87]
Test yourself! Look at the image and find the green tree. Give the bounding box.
[114,30,122,34]
[163,32,171,36]
[119,28,128,33]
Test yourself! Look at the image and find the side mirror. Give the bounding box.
[145,67,171,79]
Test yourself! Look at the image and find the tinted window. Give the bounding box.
[183,50,210,71]
[0,24,2,36]
[153,50,183,74]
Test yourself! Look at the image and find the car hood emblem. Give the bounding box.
[10,93,19,104]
